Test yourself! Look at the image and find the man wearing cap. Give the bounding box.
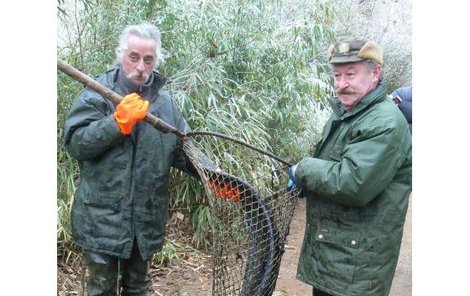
[288,39,412,296]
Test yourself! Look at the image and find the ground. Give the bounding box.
[58,197,412,295]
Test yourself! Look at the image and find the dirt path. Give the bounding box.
[389,196,412,296]
[273,197,412,296]
[273,198,314,295]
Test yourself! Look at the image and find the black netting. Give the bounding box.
[183,132,301,296]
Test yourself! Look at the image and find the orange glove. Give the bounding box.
[209,180,240,203]
[114,93,149,135]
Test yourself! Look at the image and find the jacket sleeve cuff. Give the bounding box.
[296,157,332,192]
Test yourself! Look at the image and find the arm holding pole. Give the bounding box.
[57,58,186,138]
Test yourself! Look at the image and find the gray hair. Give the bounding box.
[364,60,383,80]
[364,60,381,72]
[114,22,165,68]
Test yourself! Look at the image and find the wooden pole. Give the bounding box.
[57,59,293,166]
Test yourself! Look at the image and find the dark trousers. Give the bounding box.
[84,239,151,296]
[313,287,335,296]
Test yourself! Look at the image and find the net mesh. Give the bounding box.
[182,132,301,296]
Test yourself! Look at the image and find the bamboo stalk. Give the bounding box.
[57,58,186,138]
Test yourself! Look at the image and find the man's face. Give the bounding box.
[332,61,381,110]
[122,35,157,84]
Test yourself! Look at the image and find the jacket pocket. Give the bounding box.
[75,190,126,243]
[83,191,123,212]
[314,226,361,284]
[316,227,361,249]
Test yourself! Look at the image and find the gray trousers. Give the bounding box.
[84,239,151,296]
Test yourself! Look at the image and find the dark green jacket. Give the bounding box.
[295,81,412,296]
[64,68,195,260]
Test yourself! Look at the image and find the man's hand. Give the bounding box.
[114,93,149,135]
[287,164,298,191]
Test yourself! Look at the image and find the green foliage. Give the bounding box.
[154,240,179,266]
[190,206,214,249]
[57,71,81,258]
[159,0,336,164]
[58,0,383,255]
[154,239,205,267]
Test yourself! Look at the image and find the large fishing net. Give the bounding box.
[182,131,301,296]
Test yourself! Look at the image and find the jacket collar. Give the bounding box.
[328,80,388,120]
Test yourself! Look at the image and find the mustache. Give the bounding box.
[336,87,356,95]
[127,71,149,82]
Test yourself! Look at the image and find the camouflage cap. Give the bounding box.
[327,39,383,65]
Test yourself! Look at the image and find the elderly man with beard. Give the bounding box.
[288,39,412,296]
[64,23,199,295]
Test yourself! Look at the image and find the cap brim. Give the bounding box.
[329,55,365,64]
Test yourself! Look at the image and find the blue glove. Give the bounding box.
[287,164,298,191]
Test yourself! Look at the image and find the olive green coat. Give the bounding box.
[295,81,412,296]
[64,68,195,260]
